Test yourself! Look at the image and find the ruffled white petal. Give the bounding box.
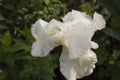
[71,10,92,24]
[60,49,97,80]
[93,12,106,30]
[63,10,92,25]
[76,49,97,78]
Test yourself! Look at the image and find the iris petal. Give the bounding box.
[60,49,97,80]
[31,19,55,57]
[93,12,106,30]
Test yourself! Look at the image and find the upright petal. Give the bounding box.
[63,10,92,25]
[31,19,48,39]
[93,12,106,30]
[71,10,92,24]
[62,12,74,23]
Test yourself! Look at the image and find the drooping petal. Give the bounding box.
[93,12,106,30]
[62,23,94,59]
[59,47,76,79]
[31,19,55,57]
[60,49,97,80]
[65,36,89,59]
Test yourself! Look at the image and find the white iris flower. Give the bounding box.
[31,10,106,80]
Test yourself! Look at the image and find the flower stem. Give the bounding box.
[68,69,76,80]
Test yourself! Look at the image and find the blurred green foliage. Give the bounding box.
[0,0,120,80]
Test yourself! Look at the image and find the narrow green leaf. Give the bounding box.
[103,27,120,41]
[101,0,120,15]
[1,31,11,47]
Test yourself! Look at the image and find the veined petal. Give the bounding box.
[62,24,94,59]
[65,37,89,59]
[93,12,106,30]
[60,49,97,80]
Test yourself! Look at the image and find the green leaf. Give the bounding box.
[43,0,50,5]
[95,44,108,65]
[111,15,120,28]
[101,0,120,15]
[1,31,11,47]
[11,39,31,52]
[18,27,34,42]
[0,25,7,30]
[0,14,4,20]
[103,27,120,41]
[18,54,57,80]
[0,70,5,80]
[111,74,120,80]
[18,67,34,79]
[112,50,120,60]
[101,0,120,28]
